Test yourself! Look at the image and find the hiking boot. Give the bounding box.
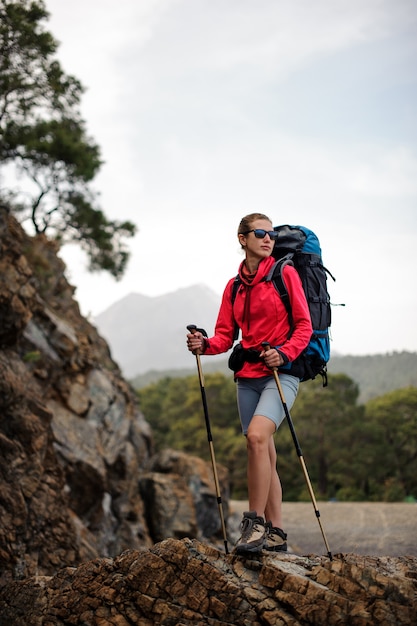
[234,511,267,554]
[264,522,287,552]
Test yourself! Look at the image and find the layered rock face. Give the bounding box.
[0,539,416,625]
[0,208,154,582]
[0,208,228,587]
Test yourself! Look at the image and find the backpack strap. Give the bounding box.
[266,256,294,336]
[231,275,241,341]
[231,256,295,341]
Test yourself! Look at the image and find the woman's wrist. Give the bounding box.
[274,347,289,364]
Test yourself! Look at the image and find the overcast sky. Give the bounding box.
[44,0,417,356]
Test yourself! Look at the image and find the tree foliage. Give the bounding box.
[137,373,248,498]
[279,374,364,501]
[361,387,417,501]
[0,0,136,278]
[328,352,417,403]
[133,351,417,407]
[137,372,417,501]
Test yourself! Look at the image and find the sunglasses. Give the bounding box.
[243,229,278,240]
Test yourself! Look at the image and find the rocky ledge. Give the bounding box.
[0,538,416,625]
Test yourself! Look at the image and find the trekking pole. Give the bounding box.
[187,324,229,555]
[262,342,333,560]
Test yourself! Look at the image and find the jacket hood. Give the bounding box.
[237,256,276,333]
[238,255,276,285]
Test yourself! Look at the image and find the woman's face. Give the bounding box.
[239,218,276,260]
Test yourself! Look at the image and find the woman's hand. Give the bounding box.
[186,331,205,354]
[260,346,285,369]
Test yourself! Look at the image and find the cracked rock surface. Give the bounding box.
[0,538,416,625]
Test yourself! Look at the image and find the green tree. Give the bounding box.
[138,372,415,502]
[276,374,365,501]
[0,0,136,278]
[137,373,249,498]
[362,387,417,500]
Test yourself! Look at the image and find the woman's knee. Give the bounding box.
[246,415,274,451]
[246,430,266,451]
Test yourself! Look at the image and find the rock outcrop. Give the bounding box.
[0,538,416,625]
[0,208,228,588]
[141,448,229,543]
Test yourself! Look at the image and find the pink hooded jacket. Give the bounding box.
[204,255,313,378]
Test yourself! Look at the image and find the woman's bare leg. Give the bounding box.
[246,414,276,518]
[264,437,283,528]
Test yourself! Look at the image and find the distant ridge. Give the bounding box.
[93,284,224,377]
[93,287,417,403]
[130,351,417,405]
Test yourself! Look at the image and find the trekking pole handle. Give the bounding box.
[187,324,208,337]
[262,341,277,369]
[187,325,199,356]
[187,324,207,356]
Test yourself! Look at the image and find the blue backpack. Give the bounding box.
[231,225,335,386]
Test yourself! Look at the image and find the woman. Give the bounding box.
[186,213,312,554]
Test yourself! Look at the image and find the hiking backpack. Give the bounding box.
[231,224,335,386]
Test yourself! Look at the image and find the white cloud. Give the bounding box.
[35,1,417,356]
[348,147,417,197]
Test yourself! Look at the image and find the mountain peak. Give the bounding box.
[94,285,222,377]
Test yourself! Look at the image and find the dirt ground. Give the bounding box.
[229,501,417,557]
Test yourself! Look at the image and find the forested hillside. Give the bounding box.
[132,350,417,404]
[328,352,417,401]
[137,372,417,502]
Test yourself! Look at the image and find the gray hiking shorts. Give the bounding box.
[236,374,299,435]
